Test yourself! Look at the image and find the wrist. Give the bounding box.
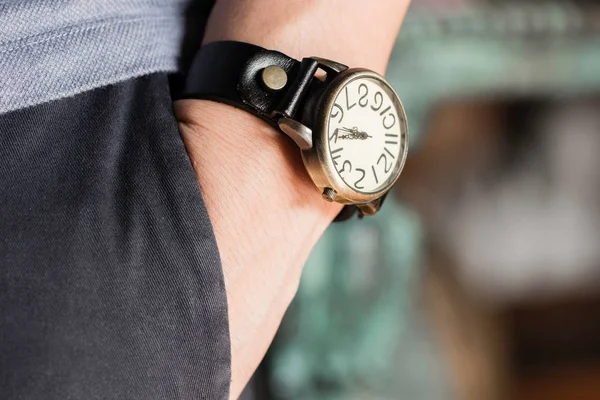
[175,99,342,221]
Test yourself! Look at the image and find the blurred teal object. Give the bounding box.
[268,199,446,399]
[267,1,600,399]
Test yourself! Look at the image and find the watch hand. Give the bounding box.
[339,126,372,140]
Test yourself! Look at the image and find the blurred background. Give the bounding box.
[243,0,600,399]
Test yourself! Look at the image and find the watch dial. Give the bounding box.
[327,75,408,195]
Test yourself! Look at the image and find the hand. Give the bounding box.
[175,100,342,398]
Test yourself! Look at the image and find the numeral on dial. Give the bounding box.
[345,86,357,110]
[358,84,369,107]
[329,128,340,143]
[354,168,366,189]
[371,91,383,112]
[372,165,379,184]
[378,153,392,173]
[339,160,352,175]
[331,104,344,123]
[383,113,396,129]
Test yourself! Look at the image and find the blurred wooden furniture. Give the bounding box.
[400,99,600,400]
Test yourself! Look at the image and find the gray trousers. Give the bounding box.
[0,73,230,399]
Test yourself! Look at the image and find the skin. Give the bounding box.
[174,1,410,397]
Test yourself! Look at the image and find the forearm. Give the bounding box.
[175,1,410,397]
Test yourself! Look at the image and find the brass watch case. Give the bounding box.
[301,68,409,210]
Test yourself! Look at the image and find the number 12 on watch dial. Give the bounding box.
[327,76,407,195]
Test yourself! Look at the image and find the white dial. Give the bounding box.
[327,75,407,194]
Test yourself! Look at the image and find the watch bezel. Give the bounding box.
[301,68,409,204]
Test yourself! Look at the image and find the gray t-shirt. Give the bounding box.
[0,0,188,114]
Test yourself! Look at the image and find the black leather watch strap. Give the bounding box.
[182,41,321,127]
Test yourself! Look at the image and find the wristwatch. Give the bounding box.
[182,41,409,220]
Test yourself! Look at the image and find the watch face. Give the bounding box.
[325,73,408,195]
